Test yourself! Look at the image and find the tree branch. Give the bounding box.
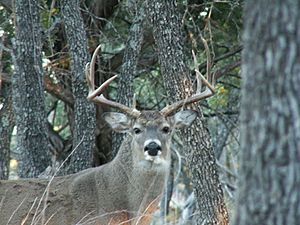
[1,72,74,106]
[199,45,242,71]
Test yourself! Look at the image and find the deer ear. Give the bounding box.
[103,112,131,133]
[172,110,198,128]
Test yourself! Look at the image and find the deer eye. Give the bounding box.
[133,127,142,134]
[162,126,170,134]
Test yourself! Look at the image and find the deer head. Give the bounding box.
[104,110,197,170]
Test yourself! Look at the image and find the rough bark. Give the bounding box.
[0,83,14,180]
[112,1,146,155]
[145,0,229,224]
[13,0,51,178]
[233,1,300,224]
[60,0,96,173]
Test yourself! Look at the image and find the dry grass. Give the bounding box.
[3,134,194,225]
[3,137,84,225]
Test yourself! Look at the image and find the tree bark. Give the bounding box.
[0,82,14,180]
[60,0,96,173]
[13,0,51,178]
[112,1,146,154]
[233,1,300,224]
[145,0,229,224]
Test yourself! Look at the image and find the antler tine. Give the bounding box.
[160,38,215,116]
[200,35,215,86]
[86,44,141,118]
[192,50,203,93]
[86,44,101,98]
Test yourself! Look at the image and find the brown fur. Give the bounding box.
[0,159,165,225]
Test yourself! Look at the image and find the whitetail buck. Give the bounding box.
[0,44,214,225]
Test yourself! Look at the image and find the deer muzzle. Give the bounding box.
[144,140,162,156]
[143,140,163,164]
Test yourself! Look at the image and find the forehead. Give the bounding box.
[135,111,168,126]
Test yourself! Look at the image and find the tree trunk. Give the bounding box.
[112,1,145,155]
[60,0,96,174]
[0,82,14,180]
[145,0,229,224]
[13,0,50,178]
[233,1,300,224]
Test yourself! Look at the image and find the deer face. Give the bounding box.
[104,110,197,167]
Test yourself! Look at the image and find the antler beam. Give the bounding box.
[86,45,141,118]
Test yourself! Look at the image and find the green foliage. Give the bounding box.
[208,83,230,109]
[0,6,14,37]
[46,95,71,140]
[0,5,14,74]
[134,68,166,110]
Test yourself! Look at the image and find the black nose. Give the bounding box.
[144,142,161,156]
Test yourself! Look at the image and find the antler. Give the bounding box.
[86,45,141,118]
[160,37,215,116]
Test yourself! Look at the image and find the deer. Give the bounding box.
[0,43,215,225]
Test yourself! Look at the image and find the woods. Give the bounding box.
[0,0,299,224]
